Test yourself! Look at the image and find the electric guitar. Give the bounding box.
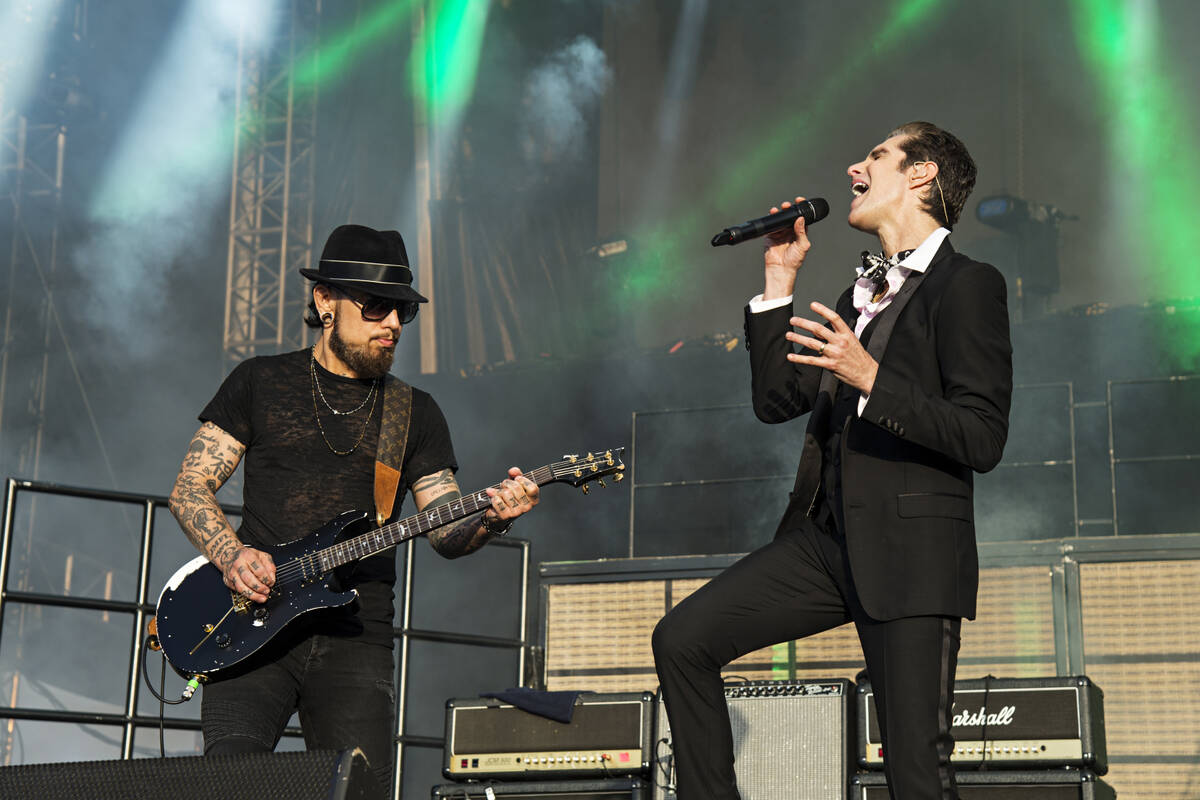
[155,449,625,678]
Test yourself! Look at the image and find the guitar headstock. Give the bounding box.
[551,448,626,494]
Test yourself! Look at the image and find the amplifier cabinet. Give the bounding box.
[654,679,855,800]
[444,692,653,780]
[851,769,1115,799]
[857,676,1106,773]
[431,777,649,799]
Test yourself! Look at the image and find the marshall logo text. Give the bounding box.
[952,705,1016,728]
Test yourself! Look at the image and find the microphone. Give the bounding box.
[711,197,829,247]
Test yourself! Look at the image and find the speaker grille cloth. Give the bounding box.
[1080,559,1200,800]
[544,565,1056,693]
[727,694,844,800]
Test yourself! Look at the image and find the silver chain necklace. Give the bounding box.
[310,348,377,415]
[309,349,380,456]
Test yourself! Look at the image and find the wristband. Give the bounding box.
[481,513,513,537]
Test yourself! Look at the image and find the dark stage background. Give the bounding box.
[2,0,1199,796]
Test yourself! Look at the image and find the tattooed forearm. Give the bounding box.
[420,489,486,558]
[428,513,491,559]
[169,422,247,569]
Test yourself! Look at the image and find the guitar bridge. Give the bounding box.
[230,592,252,614]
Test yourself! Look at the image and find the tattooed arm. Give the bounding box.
[415,467,540,559]
[168,422,275,602]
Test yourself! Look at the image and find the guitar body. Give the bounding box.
[155,510,373,678]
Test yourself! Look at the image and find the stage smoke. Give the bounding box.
[521,35,611,167]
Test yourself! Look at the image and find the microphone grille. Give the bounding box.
[805,198,830,222]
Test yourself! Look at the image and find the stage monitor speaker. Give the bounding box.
[0,748,380,800]
[432,777,648,799]
[444,692,653,780]
[654,679,854,800]
[851,768,1115,799]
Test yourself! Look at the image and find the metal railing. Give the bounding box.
[0,477,532,800]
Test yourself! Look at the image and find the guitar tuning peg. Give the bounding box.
[598,479,607,489]
[581,484,590,495]
[613,472,625,482]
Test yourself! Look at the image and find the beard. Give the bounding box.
[329,318,396,379]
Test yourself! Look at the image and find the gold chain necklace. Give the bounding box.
[309,350,380,456]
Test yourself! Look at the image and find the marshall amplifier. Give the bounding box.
[444,692,653,780]
[654,679,855,800]
[431,777,649,799]
[851,769,1116,799]
[857,676,1106,773]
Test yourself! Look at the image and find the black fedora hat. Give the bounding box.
[300,224,428,304]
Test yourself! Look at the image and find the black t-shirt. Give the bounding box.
[199,348,457,647]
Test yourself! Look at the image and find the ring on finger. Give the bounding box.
[818,342,826,355]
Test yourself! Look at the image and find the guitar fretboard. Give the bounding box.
[316,464,558,570]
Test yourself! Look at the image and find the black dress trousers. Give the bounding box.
[651,509,961,800]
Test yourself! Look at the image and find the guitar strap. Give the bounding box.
[374,375,413,527]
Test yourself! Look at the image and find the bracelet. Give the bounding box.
[481,513,513,537]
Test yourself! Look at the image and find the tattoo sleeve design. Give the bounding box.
[168,422,247,573]
[423,489,491,558]
[412,469,458,496]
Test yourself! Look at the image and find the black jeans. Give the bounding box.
[652,516,961,800]
[201,632,395,794]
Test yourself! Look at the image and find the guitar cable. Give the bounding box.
[140,617,203,757]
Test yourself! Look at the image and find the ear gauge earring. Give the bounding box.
[321,312,333,326]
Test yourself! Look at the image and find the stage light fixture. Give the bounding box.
[976,195,1027,231]
[585,238,631,260]
[975,194,1075,320]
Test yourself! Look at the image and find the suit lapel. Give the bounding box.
[863,238,955,362]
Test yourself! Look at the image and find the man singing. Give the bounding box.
[169,224,539,792]
[653,122,1012,799]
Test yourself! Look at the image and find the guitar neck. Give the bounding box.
[318,465,556,570]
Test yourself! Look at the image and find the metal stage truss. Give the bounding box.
[222,0,321,372]
[0,116,66,486]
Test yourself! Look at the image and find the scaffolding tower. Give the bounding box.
[0,28,73,484]
[223,0,321,371]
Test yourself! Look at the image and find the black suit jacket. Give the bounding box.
[745,239,1012,621]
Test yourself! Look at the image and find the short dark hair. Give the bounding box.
[303,282,330,329]
[888,121,976,229]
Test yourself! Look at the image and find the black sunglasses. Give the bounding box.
[337,288,419,324]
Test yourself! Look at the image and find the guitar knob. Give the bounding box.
[215,633,231,650]
[581,485,590,495]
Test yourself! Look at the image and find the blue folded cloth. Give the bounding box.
[480,688,586,723]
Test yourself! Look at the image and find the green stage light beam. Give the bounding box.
[1070,0,1200,365]
[618,0,946,305]
[291,0,418,92]
[411,0,491,116]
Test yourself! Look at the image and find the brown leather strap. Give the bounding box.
[374,376,413,526]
